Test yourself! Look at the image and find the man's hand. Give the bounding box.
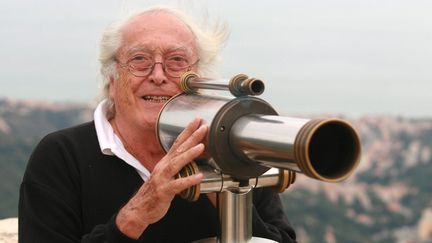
[115,118,207,239]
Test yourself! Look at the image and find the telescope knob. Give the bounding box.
[274,170,296,193]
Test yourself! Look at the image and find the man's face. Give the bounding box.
[110,11,198,131]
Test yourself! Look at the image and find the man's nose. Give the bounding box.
[149,62,167,85]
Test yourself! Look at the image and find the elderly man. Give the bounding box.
[19,6,296,243]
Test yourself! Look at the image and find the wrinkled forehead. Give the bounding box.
[124,45,195,56]
[119,11,198,57]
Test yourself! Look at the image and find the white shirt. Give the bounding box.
[93,99,151,181]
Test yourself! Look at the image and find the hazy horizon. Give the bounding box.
[1,0,431,118]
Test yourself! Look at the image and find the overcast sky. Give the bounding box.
[1,0,431,118]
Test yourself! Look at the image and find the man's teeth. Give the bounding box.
[142,96,171,102]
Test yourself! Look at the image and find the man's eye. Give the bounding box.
[166,56,188,67]
[128,55,153,71]
[170,56,187,62]
[131,55,151,62]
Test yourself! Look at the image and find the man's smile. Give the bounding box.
[142,95,171,103]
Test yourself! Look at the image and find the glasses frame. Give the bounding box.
[117,57,199,78]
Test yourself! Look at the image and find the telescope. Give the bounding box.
[157,72,361,243]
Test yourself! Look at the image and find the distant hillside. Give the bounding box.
[0,98,93,218]
[1,98,432,243]
[0,98,93,138]
[281,116,432,243]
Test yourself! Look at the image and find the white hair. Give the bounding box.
[98,6,229,118]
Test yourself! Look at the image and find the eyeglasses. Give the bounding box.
[117,54,199,78]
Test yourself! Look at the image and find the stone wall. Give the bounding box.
[0,218,18,243]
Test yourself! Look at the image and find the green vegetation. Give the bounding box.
[0,100,91,218]
[0,134,36,218]
[282,189,376,243]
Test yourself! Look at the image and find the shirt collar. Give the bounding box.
[94,99,116,155]
[93,99,150,181]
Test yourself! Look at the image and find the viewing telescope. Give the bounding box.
[158,72,361,186]
[156,72,361,242]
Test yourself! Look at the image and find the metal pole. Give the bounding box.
[219,186,253,243]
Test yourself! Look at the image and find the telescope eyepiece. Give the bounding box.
[250,79,265,95]
[229,74,265,96]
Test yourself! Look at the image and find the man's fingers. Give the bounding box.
[163,143,205,176]
[169,173,203,195]
[174,125,207,154]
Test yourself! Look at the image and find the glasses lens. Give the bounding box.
[165,56,190,77]
[129,55,153,77]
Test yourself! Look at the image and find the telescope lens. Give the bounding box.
[250,80,265,95]
[308,122,359,180]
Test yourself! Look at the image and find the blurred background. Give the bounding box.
[1,0,431,242]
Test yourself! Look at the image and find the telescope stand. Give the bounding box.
[178,164,295,243]
[194,186,276,243]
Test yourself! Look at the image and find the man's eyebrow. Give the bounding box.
[125,46,153,55]
[166,46,193,54]
[125,45,194,55]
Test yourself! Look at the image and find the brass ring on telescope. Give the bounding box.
[228,74,248,96]
[177,162,201,201]
[274,170,296,193]
[180,71,199,94]
[155,93,184,153]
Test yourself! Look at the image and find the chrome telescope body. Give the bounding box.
[157,73,361,182]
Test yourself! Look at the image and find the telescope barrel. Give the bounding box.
[158,93,361,181]
[181,72,265,96]
[182,76,229,92]
[230,115,361,182]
